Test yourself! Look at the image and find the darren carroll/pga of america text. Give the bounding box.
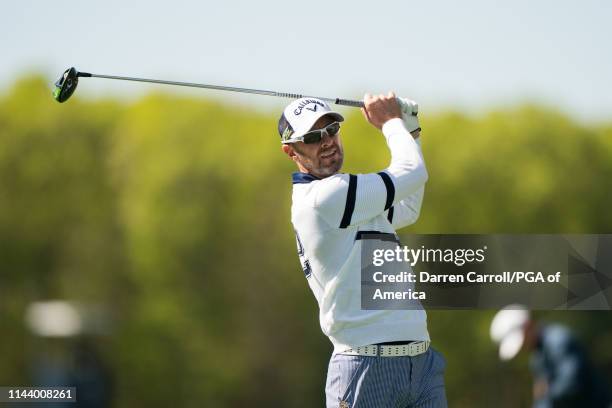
[366,245,562,302]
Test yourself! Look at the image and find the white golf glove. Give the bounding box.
[397,97,420,133]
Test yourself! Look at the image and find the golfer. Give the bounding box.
[491,305,611,408]
[279,93,447,407]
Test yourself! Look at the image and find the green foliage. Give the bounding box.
[1,75,611,407]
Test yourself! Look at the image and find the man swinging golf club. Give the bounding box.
[279,93,447,407]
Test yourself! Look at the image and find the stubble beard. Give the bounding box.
[300,147,344,178]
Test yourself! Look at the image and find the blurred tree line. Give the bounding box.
[0,76,611,407]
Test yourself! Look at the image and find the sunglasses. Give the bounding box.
[287,122,341,144]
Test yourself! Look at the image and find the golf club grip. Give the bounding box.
[334,98,364,108]
[276,92,304,100]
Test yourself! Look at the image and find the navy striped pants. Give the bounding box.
[325,348,447,408]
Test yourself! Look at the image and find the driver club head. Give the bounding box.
[53,67,79,103]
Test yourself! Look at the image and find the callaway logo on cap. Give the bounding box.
[278,98,344,143]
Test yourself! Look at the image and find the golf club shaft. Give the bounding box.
[77,72,364,108]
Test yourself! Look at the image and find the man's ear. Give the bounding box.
[282,144,297,161]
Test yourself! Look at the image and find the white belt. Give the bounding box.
[340,341,430,357]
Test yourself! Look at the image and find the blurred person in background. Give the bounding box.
[491,305,611,408]
[26,302,113,408]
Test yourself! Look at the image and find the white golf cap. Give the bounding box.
[25,300,82,337]
[490,304,530,361]
[278,97,344,143]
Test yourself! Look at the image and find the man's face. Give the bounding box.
[283,115,344,178]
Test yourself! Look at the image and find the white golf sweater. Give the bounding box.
[290,118,430,353]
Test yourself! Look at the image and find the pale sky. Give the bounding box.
[2,0,611,122]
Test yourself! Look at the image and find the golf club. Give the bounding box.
[53,67,365,107]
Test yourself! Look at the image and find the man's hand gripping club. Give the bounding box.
[361,92,421,138]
